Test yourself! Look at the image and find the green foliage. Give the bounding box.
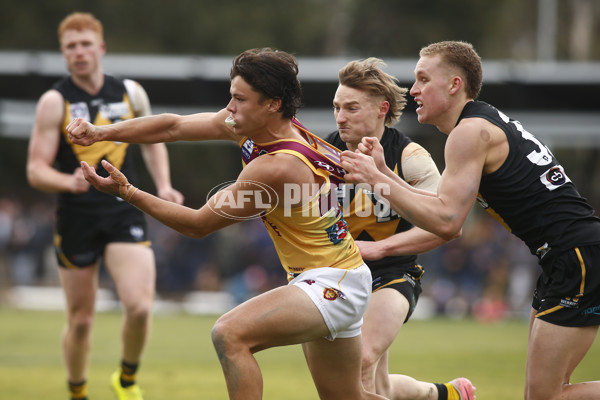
[1,308,598,399]
[1,0,597,59]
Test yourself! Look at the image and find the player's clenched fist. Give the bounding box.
[66,117,103,146]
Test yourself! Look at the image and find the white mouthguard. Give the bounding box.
[225,116,236,127]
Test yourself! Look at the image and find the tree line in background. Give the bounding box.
[1,0,598,60]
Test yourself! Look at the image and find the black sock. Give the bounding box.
[68,379,88,400]
[120,360,139,388]
[435,383,448,400]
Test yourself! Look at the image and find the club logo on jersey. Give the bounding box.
[540,165,571,191]
[241,139,255,162]
[323,287,346,301]
[69,102,91,121]
[326,218,348,244]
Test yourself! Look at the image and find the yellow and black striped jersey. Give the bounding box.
[326,127,418,273]
[53,75,141,213]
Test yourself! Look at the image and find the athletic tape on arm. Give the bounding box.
[402,152,441,193]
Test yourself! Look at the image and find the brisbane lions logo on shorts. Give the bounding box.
[323,287,346,301]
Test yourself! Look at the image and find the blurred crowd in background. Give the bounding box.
[0,193,538,322]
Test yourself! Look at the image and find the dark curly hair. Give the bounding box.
[230,48,303,119]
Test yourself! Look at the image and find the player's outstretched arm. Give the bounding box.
[343,120,486,241]
[68,108,237,146]
[80,159,279,240]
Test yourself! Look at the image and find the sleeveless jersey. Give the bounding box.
[53,75,141,214]
[326,127,417,272]
[460,101,600,256]
[239,121,363,278]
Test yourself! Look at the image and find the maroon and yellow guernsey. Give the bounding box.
[239,120,363,279]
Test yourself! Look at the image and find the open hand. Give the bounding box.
[80,160,137,201]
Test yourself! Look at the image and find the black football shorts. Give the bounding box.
[533,244,600,327]
[54,208,149,269]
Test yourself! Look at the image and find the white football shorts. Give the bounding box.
[289,263,372,341]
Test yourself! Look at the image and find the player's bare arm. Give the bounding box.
[80,151,313,240]
[243,152,321,208]
[27,90,90,194]
[355,136,399,183]
[401,142,440,193]
[343,121,488,240]
[67,108,237,146]
[352,137,439,198]
[140,143,185,204]
[80,158,268,239]
[356,226,449,260]
[356,141,447,260]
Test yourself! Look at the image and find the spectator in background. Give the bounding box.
[26,12,183,400]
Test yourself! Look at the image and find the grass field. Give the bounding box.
[0,307,598,399]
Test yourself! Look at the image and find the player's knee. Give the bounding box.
[211,323,227,361]
[361,345,379,370]
[68,315,94,340]
[211,317,238,356]
[211,315,250,357]
[211,322,242,367]
[123,301,152,324]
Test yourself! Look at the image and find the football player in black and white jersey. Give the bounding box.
[342,41,600,400]
[26,12,183,400]
[327,58,475,400]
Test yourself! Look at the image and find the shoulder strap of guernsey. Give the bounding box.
[243,119,347,184]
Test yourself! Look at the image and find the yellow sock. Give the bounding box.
[120,360,139,387]
[68,380,88,400]
[445,382,460,400]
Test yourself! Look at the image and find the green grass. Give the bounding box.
[0,307,598,399]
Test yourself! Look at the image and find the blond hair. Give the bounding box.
[419,41,482,99]
[338,58,408,126]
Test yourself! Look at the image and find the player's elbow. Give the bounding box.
[436,223,463,242]
[187,230,208,239]
[26,162,43,190]
[178,224,210,239]
[26,168,36,188]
